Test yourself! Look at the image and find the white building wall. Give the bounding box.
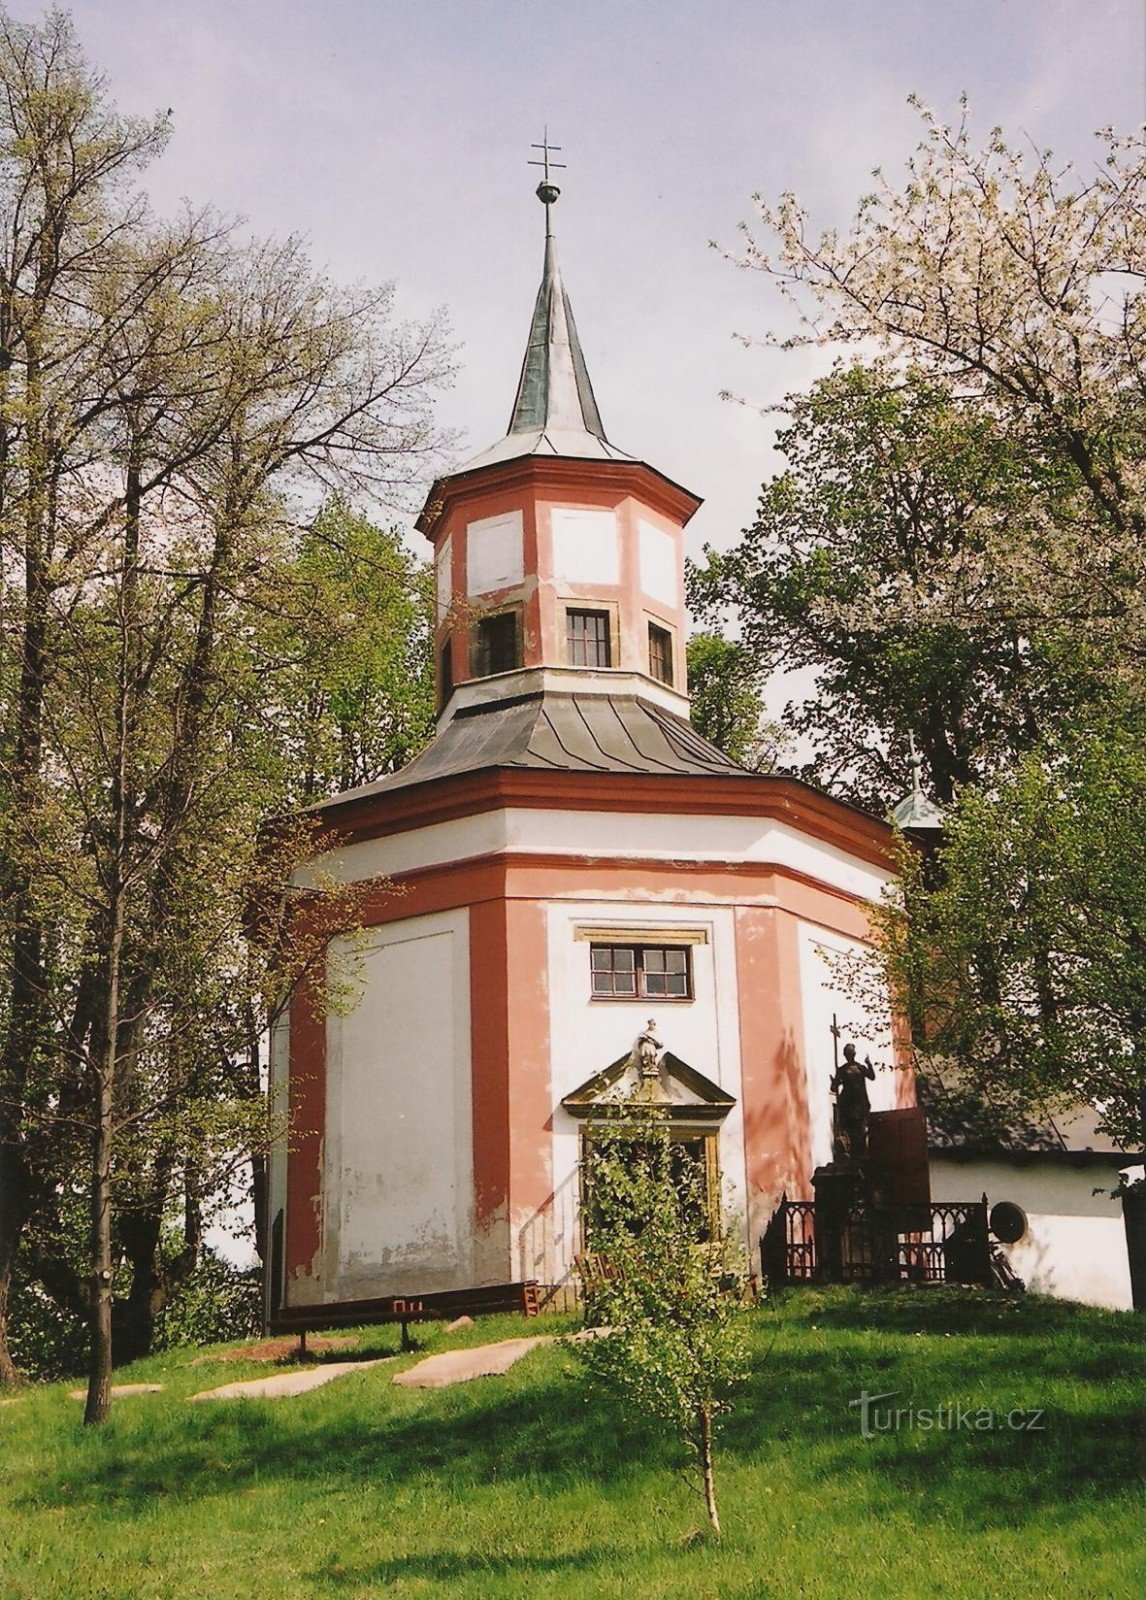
[930,1156,1133,1312]
[263,1014,291,1308]
[797,924,898,1172]
[322,909,473,1299]
[435,534,452,621]
[638,519,679,607]
[303,807,894,906]
[550,507,620,584]
[537,900,748,1288]
[466,509,524,596]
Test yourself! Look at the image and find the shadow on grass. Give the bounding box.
[315,1547,616,1587]
[18,1357,675,1514]
[16,1291,1144,1533]
[770,1284,1137,1339]
[268,1341,402,1367]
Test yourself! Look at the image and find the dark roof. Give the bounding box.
[929,1101,1130,1162]
[310,690,749,812]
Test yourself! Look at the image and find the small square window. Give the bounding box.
[589,943,692,1000]
[648,623,674,685]
[473,611,520,677]
[566,608,612,668]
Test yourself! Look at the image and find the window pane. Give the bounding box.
[589,944,638,997]
[636,945,691,998]
[476,612,519,676]
[567,609,611,668]
[648,623,673,684]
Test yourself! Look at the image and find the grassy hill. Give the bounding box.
[0,1287,1142,1599]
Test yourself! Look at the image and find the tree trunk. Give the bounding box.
[113,1197,165,1368]
[244,1004,269,1265]
[84,903,122,1426]
[0,1195,28,1385]
[698,1404,721,1535]
[112,1267,164,1369]
[85,439,142,1423]
[84,1072,116,1423]
[114,1157,201,1366]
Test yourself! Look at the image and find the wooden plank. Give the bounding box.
[869,1108,931,1207]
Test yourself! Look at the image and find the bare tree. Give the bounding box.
[0,9,452,1418]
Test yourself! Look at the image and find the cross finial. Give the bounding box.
[529,127,566,185]
[528,127,566,237]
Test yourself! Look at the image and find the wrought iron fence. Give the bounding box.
[761,1194,993,1287]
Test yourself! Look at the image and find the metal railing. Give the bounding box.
[761,1194,993,1287]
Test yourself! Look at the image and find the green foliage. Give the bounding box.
[684,632,776,769]
[268,498,436,803]
[153,1248,262,1353]
[576,1119,750,1533]
[690,363,1092,810]
[5,1273,88,1383]
[711,113,1146,1138]
[0,5,450,1401]
[6,1243,260,1378]
[877,716,1146,1148]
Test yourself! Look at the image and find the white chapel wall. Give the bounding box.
[322,908,473,1300]
[301,808,894,906]
[550,507,620,584]
[637,518,679,607]
[534,899,748,1289]
[435,534,452,621]
[466,509,524,596]
[930,1156,1133,1312]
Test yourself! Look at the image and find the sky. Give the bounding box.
[58,0,1145,565]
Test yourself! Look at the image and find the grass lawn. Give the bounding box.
[0,1287,1142,1599]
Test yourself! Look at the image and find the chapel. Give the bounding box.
[265,173,909,1322]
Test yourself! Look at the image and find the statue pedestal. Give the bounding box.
[812,1163,872,1282]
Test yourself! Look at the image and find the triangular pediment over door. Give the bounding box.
[561,1051,735,1127]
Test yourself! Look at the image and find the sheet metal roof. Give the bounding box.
[458,230,637,475]
[310,690,749,811]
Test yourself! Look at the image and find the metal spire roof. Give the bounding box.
[507,231,607,441]
[457,150,636,474]
[890,739,946,833]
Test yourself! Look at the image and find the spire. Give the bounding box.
[456,133,635,474]
[507,229,606,441]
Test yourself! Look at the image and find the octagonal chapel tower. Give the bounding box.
[267,181,908,1323]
